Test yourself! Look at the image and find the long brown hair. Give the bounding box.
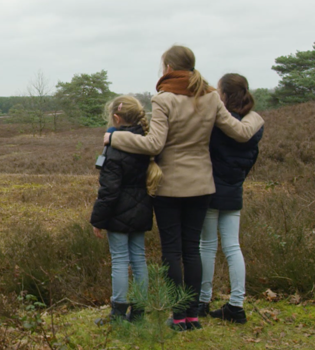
[219,73,255,116]
[162,45,215,105]
[106,95,162,196]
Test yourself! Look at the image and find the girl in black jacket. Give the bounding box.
[199,74,263,323]
[90,95,162,321]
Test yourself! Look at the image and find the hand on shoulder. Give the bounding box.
[104,132,111,145]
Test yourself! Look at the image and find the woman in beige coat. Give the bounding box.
[104,45,264,331]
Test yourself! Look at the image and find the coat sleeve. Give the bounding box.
[215,96,265,142]
[243,126,264,176]
[110,97,169,155]
[90,158,122,229]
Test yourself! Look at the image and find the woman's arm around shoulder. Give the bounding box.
[214,92,264,142]
[109,94,169,155]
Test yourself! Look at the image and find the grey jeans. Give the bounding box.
[199,209,245,307]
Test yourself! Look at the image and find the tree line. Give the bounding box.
[0,70,154,135]
[1,43,314,134]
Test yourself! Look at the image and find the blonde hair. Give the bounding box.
[106,95,162,196]
[162,45,215,106]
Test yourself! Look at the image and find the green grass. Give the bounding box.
[3,299,313,349]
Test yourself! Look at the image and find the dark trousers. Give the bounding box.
[153,195,210,319]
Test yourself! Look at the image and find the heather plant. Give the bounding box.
[242,181,315,296]
[1,101,315,303]
[0,221,111,305]
[252,101,315,182]
[209,178,315,298]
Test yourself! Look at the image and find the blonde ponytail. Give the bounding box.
[140,115,163,196]
[188,69,215,108]
[162,45,215,108]
[146,157,163,196]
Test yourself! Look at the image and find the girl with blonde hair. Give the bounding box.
[104,46,264,330]
[90,95,162,322]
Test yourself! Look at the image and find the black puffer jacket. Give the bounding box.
[209,112,263,210]
[90,125,153,233]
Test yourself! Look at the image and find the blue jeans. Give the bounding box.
[107,231,148,303]
[200,209,245,307]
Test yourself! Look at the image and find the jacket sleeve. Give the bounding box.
[215,96,265,142]
[243,126,264,176]
[90,158,122,229]
[110,97,169,155]
[247,125,264,147]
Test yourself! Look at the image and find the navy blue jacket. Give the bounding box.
[90,125,153,233]
[209,112,263,210]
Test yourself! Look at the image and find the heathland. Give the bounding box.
[0,102,315,349]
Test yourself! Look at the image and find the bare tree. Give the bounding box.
[26,71,52,136]
[9,71,53,136]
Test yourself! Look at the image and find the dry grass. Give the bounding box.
[0,103,315,349]
[253,101,315,181]
[0,174,97,233]
[0,123,105,175]
[0,102,315,305]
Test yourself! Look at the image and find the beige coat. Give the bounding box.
[111,91,264,197]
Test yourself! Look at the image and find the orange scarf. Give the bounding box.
[156,71,215,96]
[156,71,193,96]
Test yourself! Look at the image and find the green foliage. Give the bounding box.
[252,88,276,111]
[0,96,29,114]
[129,264,195,314]
[18,294,45,333]
[55,70,117,127]
[272,43,315,105]
[115,264,195,349]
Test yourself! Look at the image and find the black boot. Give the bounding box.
[198,302,210,317]
[126,304,145,322]
[210,303,247,324]
[94,300,129,326]
[110,300,129,322]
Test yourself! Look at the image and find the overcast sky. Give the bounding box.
[0,0,314,96]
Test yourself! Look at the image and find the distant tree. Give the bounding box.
[0,96,30,114]
[9,71,51,136]
[9,103,27,121]
[272,43,315,105]
[252,88,276,111]
[47,96,63,132]
[55,70,116,127]
[133,92,153,112]
[27,71,51,135]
